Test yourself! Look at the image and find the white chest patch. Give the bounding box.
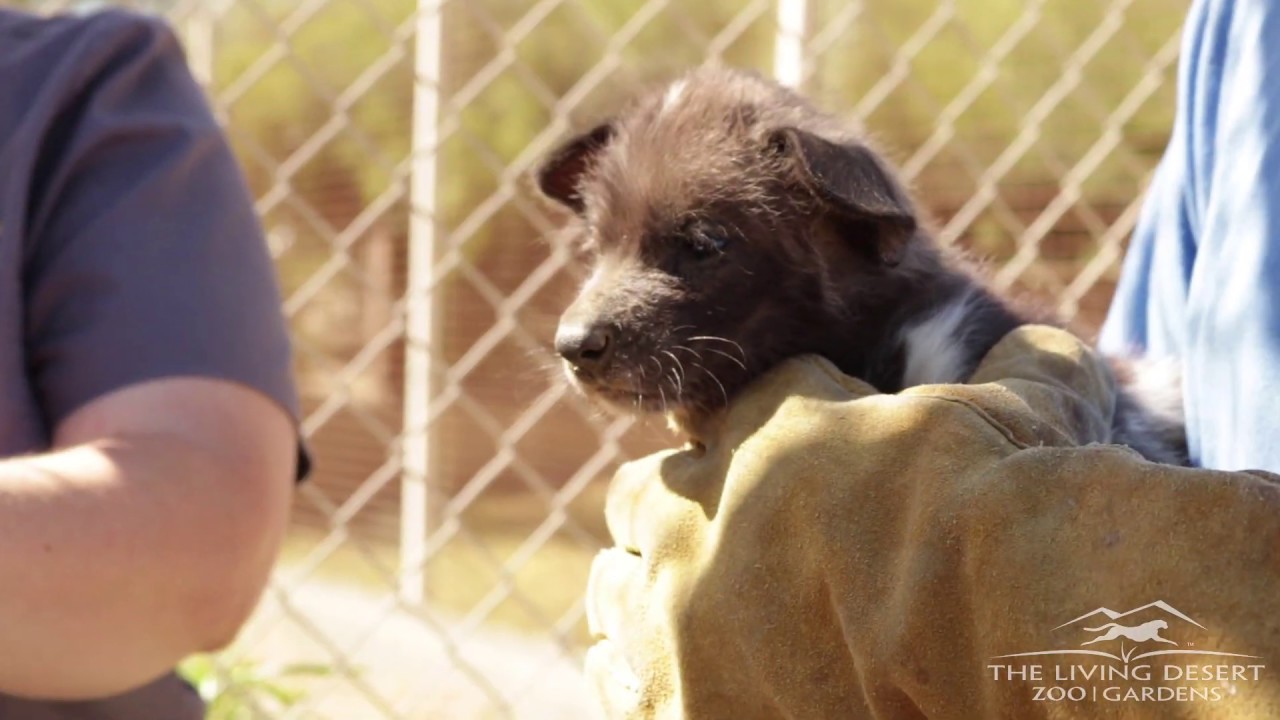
[1121,356,1185,424]
[899,292,976,387]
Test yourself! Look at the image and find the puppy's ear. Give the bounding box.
[771,127,917,265]
[535,122,615,215]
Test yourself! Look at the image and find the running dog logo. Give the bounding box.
[1081,620,1176,647]
[995,600,1257,664]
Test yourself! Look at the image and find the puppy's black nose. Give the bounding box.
[556,324,614,372]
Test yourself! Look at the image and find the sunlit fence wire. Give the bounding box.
[12,0,1187,717]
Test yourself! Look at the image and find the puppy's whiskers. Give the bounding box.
[667,368,684,403]
[700,346,747,371]
[648,355,664,378]
[646,355,672,413]
[688,335,748,367]
[622,369,641,413]
[691,361,730,407]
[660,350,687,394]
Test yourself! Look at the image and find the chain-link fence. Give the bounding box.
[10,0,1188,717]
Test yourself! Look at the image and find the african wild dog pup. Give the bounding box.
[534,66,1186,465]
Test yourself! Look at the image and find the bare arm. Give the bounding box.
[0,377,295,700]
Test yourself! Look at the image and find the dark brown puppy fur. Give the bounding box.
[536,66,1186,463]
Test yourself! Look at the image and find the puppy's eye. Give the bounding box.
[684,231,729,261]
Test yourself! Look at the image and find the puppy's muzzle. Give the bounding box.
[555,322,616,377]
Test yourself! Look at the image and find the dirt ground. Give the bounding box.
[230,577,601,719]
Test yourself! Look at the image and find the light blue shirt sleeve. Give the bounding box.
[1100,0,1280,472]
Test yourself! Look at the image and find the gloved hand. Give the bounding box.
[584,325,1280,719]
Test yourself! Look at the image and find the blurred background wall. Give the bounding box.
[7,0,1187,717]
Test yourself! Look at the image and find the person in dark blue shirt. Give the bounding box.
[1101,0,1280,473]
[0,9,304,718]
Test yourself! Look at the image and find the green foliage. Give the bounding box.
[179,654,334,720]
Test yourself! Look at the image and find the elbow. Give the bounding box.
[188,567,274,654]
[182,458,294,654]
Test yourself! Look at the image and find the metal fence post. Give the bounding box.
[400,0,443,606]
[774,0,808,88]
[182,0,216,86]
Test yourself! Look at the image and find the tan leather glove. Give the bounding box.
[585,325,1280,719]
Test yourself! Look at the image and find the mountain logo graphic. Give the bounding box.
[992,601,1261,664]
